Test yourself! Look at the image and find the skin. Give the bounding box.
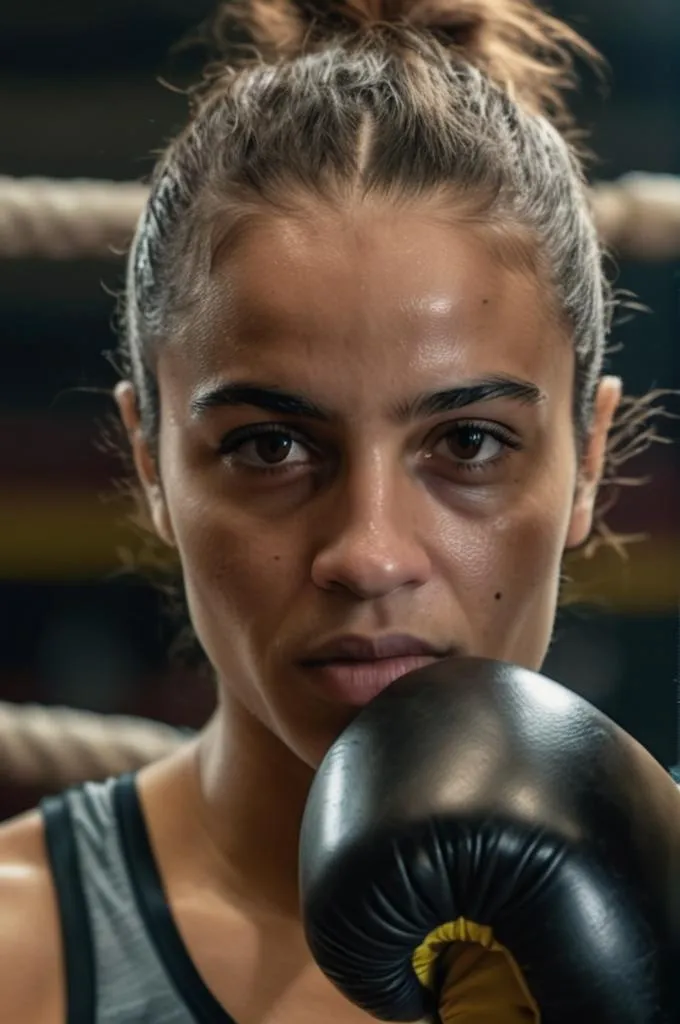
[0,198,620,1023]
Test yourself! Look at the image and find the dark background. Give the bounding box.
[0,0,678,805]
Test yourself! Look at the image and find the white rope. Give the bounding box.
[0,176,147,259]
[0,701,187,788]
[0,172,679,261]
[590,173,680,262]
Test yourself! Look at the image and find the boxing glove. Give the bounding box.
[299,658,680,1022]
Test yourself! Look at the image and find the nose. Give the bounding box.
[310,456,432,600]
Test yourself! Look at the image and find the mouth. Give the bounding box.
[299,634,452,707]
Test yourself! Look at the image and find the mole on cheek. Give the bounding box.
[494,592,502,601]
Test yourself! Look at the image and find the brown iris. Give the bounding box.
[444,425,486,460]
[254,432,294,464]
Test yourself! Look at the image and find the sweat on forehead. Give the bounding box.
[163,203,566,379]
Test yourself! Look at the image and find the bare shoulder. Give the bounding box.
[0,810,64,1023]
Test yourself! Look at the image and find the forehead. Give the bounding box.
[167,202,570,397]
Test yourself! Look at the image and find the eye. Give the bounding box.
[220,426,313,471]
[239,432,301,467]
[429,421,519,469]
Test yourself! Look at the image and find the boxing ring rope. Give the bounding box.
[0,702,186,791]
[0,177,146,260]
[1,172,680,261]
[0,168,679,792]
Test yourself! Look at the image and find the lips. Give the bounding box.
[302,633,446,664]
[300,634,451,707]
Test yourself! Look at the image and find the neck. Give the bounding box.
[186,697,316,919]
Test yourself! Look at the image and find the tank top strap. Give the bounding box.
[113,774,237,1023]
[42,789,96,1024]
[41,773,235,1023]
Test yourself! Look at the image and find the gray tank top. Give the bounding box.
[41,774,237,1024]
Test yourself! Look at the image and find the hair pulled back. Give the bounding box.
[121,0,661,575]
[124,0,607,426]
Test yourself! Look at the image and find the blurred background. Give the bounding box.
[0,0,678,816]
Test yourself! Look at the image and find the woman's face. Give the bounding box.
[120,201,619,766]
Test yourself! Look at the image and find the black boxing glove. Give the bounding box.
[299,658,680,1023]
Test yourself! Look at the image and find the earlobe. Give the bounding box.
[148,490,177,549]
[114,381,177,549]
[565,497,593,552]
[565,376,622,550]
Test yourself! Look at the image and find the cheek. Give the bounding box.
[163,480,304,676]
[444,474,575,669]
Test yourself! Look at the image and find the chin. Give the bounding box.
[282,708,358,771]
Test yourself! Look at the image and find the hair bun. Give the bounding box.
[219,0,600,125]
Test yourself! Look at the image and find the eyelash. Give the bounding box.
[428,420,521,475]
[218,420,521,477]
[218,423,319,477]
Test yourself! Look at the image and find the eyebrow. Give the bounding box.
[189,376,545,422]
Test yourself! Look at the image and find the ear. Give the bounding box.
[114,381,176,548]
[565,376,622,550]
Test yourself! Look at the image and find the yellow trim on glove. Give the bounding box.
[412,918,540,1021]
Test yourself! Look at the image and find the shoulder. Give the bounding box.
[0,810,64,1023]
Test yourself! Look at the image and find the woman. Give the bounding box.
[0,0,634,1020]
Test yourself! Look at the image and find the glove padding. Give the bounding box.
[430,926,538,1021]
[299,658,680,1022]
